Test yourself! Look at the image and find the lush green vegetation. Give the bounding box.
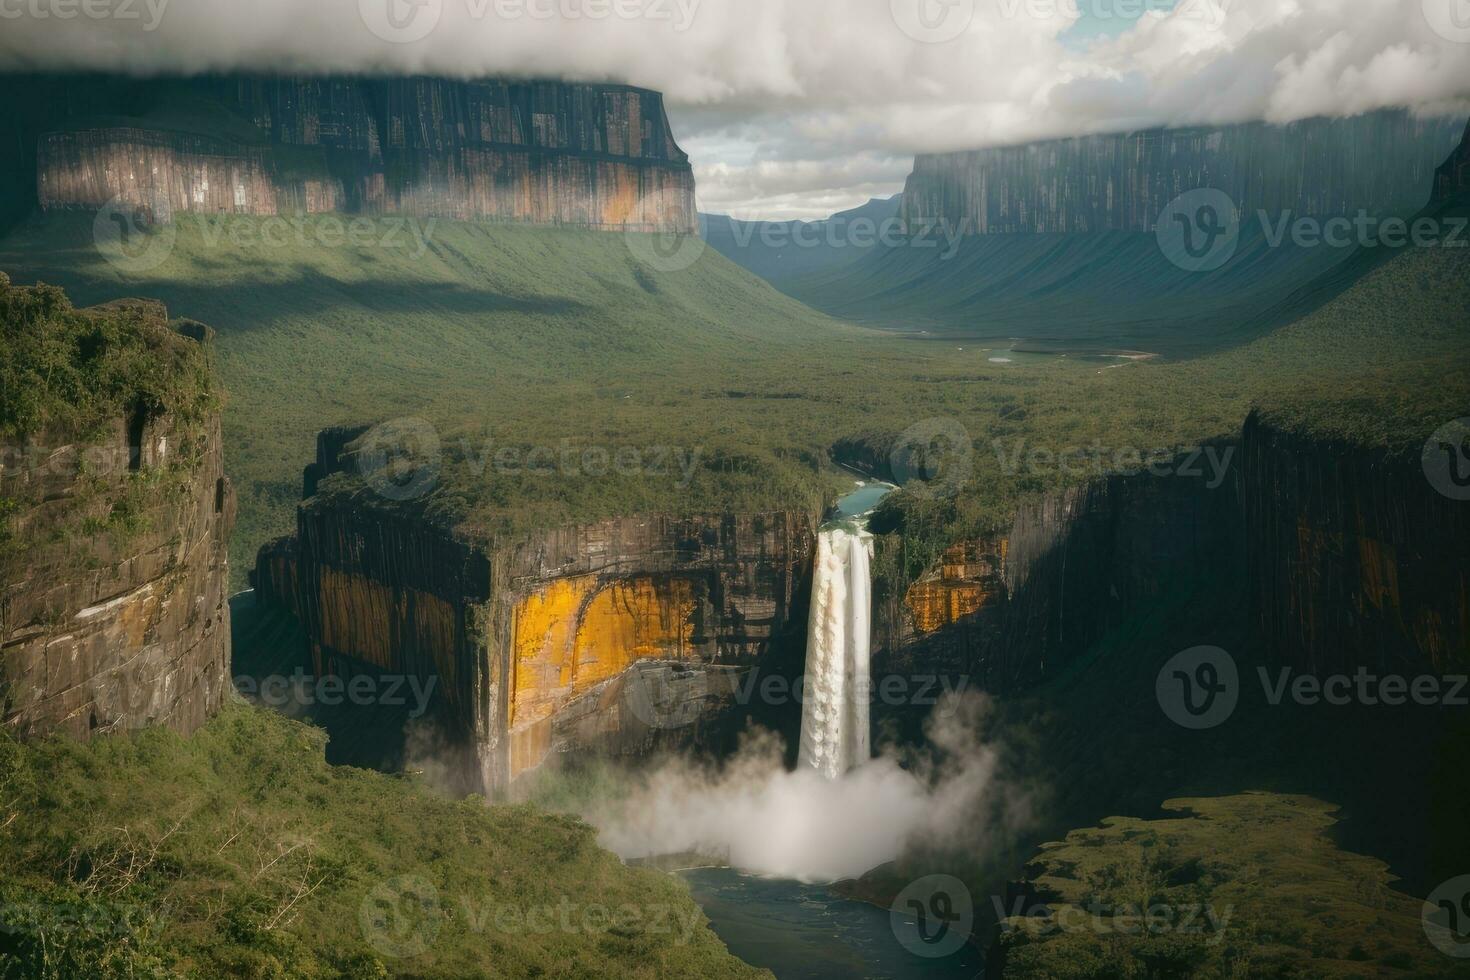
[3,213,1464,595]
[0,703,766,979]
[997,793,1453,978]
[0,275,216,443]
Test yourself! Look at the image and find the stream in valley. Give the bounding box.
[680,868,983,979]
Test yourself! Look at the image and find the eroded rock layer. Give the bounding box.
[0,305,233,740]
[903,111,1465,236]
[254,428,815,792]
[6,74,696,233]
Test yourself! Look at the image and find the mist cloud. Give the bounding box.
[2,0,1465,217]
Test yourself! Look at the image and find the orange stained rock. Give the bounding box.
[509,575,696,733]
[906,581,989,634]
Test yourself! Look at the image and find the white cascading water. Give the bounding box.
[798,525,873,779]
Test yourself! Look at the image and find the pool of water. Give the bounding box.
[834,481,896,520]
[679,868,983,979]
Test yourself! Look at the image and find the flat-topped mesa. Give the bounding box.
[0,287,233,740]
[253,427,817,794]
[7,74,696,233]
[902,110,1466,236]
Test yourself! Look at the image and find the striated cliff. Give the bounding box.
[1433,119,1470,203]
[878,412,1470,691]
[5,73,696,233]
[902,111,1465,235]
[0,291,234,740]
[1242,412,1469,675]
[254,427,816,793]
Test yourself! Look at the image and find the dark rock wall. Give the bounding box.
[0,321,233,740]
[903,111,1465,235]
[1242,413,1470,675]
[7,73,697,233]
[254,427,816,793]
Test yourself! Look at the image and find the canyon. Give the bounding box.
[1,74,697,233]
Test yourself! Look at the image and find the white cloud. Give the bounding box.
[1,0,1465,218]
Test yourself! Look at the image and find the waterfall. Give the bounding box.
[798,526,873,779]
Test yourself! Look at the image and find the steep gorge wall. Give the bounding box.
[0,303,234,740]
[903,111,1465,236]
[6,74,696,233]
[881,418,1469,689]
[254,428,816,793]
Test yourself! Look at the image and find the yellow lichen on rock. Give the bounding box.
[508,575,696,776]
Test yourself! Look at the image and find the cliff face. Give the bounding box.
[903,111,1465,235]
[880,417,1469,689]
[254,428,815,793]
[7,74,696,233]
[1242,414,1469,674]
[877,450,1243,689]
[0,302,234,740]
[1433,119,1470,203]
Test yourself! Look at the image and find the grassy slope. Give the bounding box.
[784,222,1368,355]
[0,703,767,979]
[2,213,1466,594]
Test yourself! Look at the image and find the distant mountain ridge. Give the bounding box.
[0,74,697,233]
[700,194,902,287]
